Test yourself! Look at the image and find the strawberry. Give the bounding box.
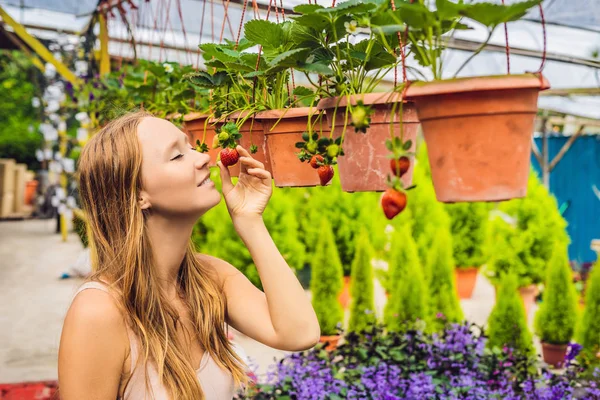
[381,189,407,220]
[317,165,334,186]
[310,155,324,169]
[390,156,410,177]
[220,148,239,167]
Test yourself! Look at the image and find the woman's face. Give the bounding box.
[137,117,220,217]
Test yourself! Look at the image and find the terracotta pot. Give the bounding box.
[319,93,419,192]
[541,342,568,368]
[455,267,479,299]
[183,113,219,167]
[256,108,328,187]
[405,74,550,202]
[519,284,539,317]
[24,180,38,205]
[319,334,341,352]
[338,276,352,309]
[228,113,270,178]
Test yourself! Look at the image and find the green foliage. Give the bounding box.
[445,202,489,268]
[394,144,450,279]
[384,224,427,332]
[578,261,600,362]
[394,0,541,79]
[311,218,345,336]
[348,229,376,334]
[534,245,578,345]
[77,60,207,126]
[298,171,389,276]
[426,228,463,332]
[0,51,43,169]
[487,273,534,356]
[192,169,306,290]
[486,172,569,288]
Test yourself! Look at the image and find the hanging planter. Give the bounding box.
[257,107,329,188]
[183,113,219,167]
[318,93,419,192]
[406,74,550,202]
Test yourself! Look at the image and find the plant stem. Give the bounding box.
[453,31,494,78]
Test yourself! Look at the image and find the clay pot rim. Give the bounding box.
[317,92,412,110]
[255,107,320,120]
[456,266,481,271]
[405,73,550,99]
[540,341,569,347]
[183,112,209,122]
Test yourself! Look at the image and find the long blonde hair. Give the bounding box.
[77,111,248,399]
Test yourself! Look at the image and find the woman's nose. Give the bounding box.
[194,151,211,170]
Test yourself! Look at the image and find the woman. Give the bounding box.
[58,111,321,399]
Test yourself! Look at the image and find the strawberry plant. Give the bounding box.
[380,136,415,220]
[295,131,344,186]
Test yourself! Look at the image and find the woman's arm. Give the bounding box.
[58,289,128,399]
[202,217,320,352]
[213,146,320,351]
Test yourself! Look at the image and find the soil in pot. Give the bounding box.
[183,113,219,167]
[319,93,419,192]
[405,74,550,202]
[541,342,568,368]
[257,108,330,188]
[455,267,479,299]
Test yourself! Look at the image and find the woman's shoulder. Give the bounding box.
[195,253,243,284]
[64,282,128,342]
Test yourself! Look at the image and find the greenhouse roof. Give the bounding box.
[1,0,599,120]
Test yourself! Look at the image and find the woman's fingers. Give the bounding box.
[239,156,265,171]
[247,168,271,180]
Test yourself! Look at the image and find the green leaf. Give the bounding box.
[372,24,406,35]
[296,62,335,76]
[302,132,310,141]
[397,2,435,30]
[295,141,306,149]
[293,86,315,98]
[293,4,324,14]
[385,139,393,151]
[267,48,310,73]
[403,139,413,150]
[291,13,330,31]
[436,0,464,20]
[460,0,541,28]
[242,70,265,78]
[244,19,284,49]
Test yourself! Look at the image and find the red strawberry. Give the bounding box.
[310,155,324,169]
[390,156,410,177]
[317,165,334,186]
[220,148,239,167]
[381,189,407,220]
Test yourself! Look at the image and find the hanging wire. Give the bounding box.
[501,0,511,74]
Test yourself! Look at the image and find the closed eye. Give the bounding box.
[170,153,184,161]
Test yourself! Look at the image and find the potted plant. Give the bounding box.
[311,218,345,350]
[348,229,377,334]
[383,224,427,332]
[426,228,463,332]
[487,272,534,356]
[285,1,418,193]
[578,260,600,365]
[400,0,549,202]
[534,245,578,368]
[445,202,489,299]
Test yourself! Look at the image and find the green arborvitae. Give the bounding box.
[310,218,345,336]
[348,229,376,334]
[427,228,463,332]
[445,202,489,269]
[578,261,600,361]
[487,273,534,355]
[384,224,427,331]
[534,244,578,345]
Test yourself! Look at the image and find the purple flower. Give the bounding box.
[565,342,583,364]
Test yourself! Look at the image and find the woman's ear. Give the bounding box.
[138,192,151,210]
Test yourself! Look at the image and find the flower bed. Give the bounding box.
[245,323,600,400]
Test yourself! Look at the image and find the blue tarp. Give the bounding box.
[532,135,600,264]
